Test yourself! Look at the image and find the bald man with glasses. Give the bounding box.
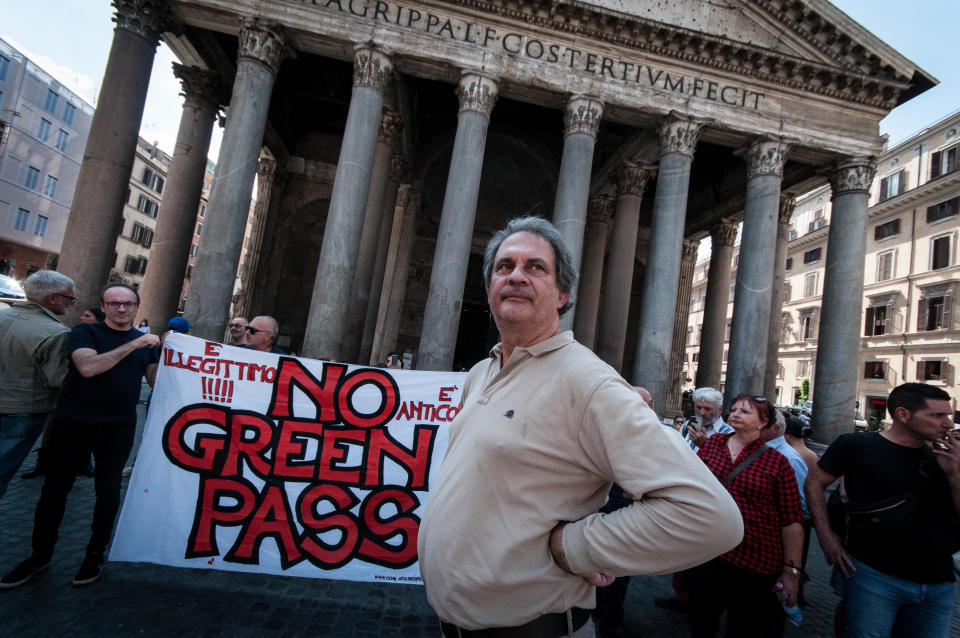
[227,316,248,346]
[243,315,286,355]
[1,283,160,589]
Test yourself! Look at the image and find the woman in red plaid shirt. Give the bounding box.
[687,394,805,638]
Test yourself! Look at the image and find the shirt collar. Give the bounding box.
[12,300,65,325]
[489,330,574,363]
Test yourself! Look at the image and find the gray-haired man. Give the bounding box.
[418,217,742,636]
[681,386,734,453]
[0,270,76,498]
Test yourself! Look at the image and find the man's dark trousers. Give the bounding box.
[32,419,135,559]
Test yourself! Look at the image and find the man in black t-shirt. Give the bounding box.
[806,383,958,638]
[0,283,159,590]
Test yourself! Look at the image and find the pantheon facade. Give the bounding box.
[59,0,934,442]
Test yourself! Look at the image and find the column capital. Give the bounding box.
[829,157,876,195]
[563,94,604,138]
[779,194,797,224]
[586,196,614,225]
[113,0,176,46]
[682,238,700,262]
[710,220,738,247]
[456,70,500,116]
[258,156,277,184]
[741,134,796,178]
[173,64,226,114]
[353,43,394,92]
[659,112,709,158]
[613,161,656,197]
[239,19,288,75]
[378,111,403,145]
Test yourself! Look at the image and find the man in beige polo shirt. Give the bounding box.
[418,217,743,637]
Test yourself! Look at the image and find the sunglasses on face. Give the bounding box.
[245,326,265,335]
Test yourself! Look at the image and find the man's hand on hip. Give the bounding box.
[548,522,616,587]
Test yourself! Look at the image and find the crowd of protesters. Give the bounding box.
[0,245,957,638]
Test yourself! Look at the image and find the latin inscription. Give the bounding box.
[297,0,766,110]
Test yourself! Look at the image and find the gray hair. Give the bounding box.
[771,410,786,436]
[482,216,578,315]
[692,387,724,408]
[22,270,75,301]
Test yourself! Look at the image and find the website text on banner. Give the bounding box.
[110,334,465,584]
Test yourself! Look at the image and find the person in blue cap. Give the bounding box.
[167,316,191,334]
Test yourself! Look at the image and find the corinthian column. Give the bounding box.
[725,135,794,407]
[763,195,797,400]
[302,44,393,359]
[695,220,738,389]
[371,184,420,366]
[417,70,499,371]
[139,65,224,331]
[233,155,277,323]
[597,162,655,370]
[633,112,707,412]
[340,111,402,363]
[184,20,287,340]
[58,0,173,323]
[666,238,700,415]
[360,153,406,364]
[554,94,604,330]
[813,159,874,443]
[572,197,613,349]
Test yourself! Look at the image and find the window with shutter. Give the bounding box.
[874,219,900,241]
[877,250,894,281]
[927,197,959,224]
[878,169,906,201]
[917,296,929,332]
[931,144,959,179]
[931,235,952,270]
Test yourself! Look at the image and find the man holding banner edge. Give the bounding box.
[1,283,160,589]
[418,217,744,636]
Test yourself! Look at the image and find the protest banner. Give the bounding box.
[111,334,466,584]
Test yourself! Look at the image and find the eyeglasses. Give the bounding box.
[54,293,78,303]
[103,301,139,309]
[229,323,245,328]
[245,326,264,334]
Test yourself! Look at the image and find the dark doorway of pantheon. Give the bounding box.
[453,253,498,372]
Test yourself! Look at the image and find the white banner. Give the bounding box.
[111,334,466,584]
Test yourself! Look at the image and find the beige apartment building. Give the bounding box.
[111,137,173,291]
[686,109,960,424]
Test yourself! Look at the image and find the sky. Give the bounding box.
[1,0,957,163]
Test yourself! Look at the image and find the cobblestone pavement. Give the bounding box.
[1,394,957,637]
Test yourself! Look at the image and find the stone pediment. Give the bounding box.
[454,0,935,109]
